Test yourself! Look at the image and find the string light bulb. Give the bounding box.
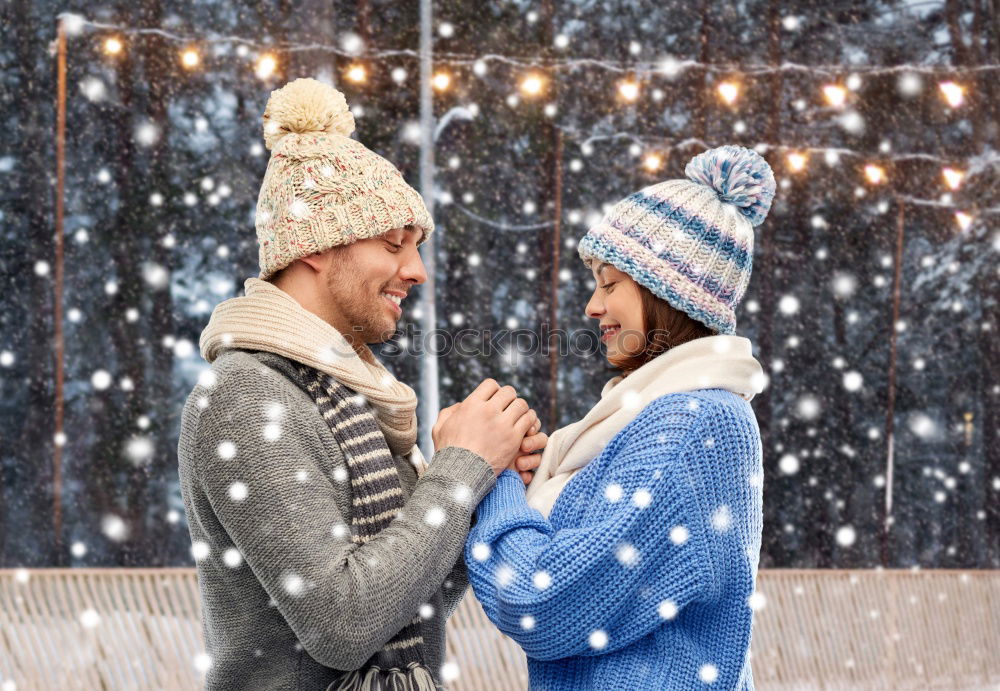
[787,151,808,172]
[939,81,965,108]
[941,167,964,190]
[103,36,124,56]
[431,71,452,91]
[642,153,663,172]
[822,84,847,108]
[519,73,546,97]
[346,64,367,84]
[717,81,739,105]
[256,53,277,80]
[618,79,640,102]
[955,211,973,231]
[864,164,887,185]
[180,47,200,69]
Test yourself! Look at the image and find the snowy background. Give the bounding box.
[0,0,997,570]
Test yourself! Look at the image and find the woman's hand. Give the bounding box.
[508,416,547,484]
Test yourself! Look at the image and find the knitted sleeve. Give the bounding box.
[464,394,715,661]
[191,363,496,670]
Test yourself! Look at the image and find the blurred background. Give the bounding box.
[0,0,997,576]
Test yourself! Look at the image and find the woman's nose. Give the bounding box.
[585,292,604,319]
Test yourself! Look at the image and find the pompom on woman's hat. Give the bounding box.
[578,144,776,335]
[255,78,434,280]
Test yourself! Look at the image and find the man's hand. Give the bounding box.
[431,379,538,476]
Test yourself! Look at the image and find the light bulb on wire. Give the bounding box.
[939,81,965,108]
[642,153,663,172]
[103,36,124,56]
[787,152,808,173]
[256,54,277,80]
[864,164,887,185]
[346,64,367,84]
[520,73,546,97]
[822,84,847,108]
[180,47,200,70]
[717,81,739,106]
[432,71,452,91]
[618,79,640,102]
[941,167,964,190]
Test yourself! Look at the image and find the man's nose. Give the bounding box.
[401,246,428,285]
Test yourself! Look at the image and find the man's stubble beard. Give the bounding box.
[325,252,398,345]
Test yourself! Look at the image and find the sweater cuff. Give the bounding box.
[424,446,497,506]
[475,469,538,523]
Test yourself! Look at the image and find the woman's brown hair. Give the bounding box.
[607,283,715,375]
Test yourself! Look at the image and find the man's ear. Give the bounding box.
[298,251,330,274]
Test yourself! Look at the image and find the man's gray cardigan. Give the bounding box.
[177,349,497,690]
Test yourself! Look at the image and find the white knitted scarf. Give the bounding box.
[200,277,427,471]
[524,334,765,518]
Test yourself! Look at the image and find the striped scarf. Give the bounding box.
[300,365,438,691]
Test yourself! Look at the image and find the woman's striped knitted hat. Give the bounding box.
[577,145,776,335]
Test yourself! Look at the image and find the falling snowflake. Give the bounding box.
[632,489,652,508]
[424,507,446,526]
[282,573,304,597]
[836,525,857,547]
[615,542,639,567]
[669,526,689,545]
[263,423,282,441]
[190,541,210,560]
[102,515,128,542]
[748,591,767,611]
[495,564,515,588]
[711,505,732,532]
[699,663,719,683]
[532,570,552,590]
[658,599,678,619]
[91,370,112,391]
[779,454,800,475]
[228,482,248,502]
[125,436,154,464]
[193,653,213,673]
[80,608,101,628]
[440,662,460,682]
[588,629,608,650]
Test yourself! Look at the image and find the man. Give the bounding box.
[178,77,546,690]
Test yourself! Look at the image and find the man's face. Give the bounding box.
[322,227,427,344]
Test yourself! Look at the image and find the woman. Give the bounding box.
[466,145,775,689]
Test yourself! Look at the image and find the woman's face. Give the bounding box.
[585,262,646,363]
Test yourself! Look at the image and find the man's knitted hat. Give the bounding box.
[578,145,776,335]
[255,78,434,279]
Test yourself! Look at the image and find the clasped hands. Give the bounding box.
[431,378,547,484]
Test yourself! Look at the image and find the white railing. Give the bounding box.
[1,569,997,689]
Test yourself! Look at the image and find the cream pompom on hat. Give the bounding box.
[255,77,434,279]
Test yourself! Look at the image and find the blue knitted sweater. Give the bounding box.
[465,388,763,690]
